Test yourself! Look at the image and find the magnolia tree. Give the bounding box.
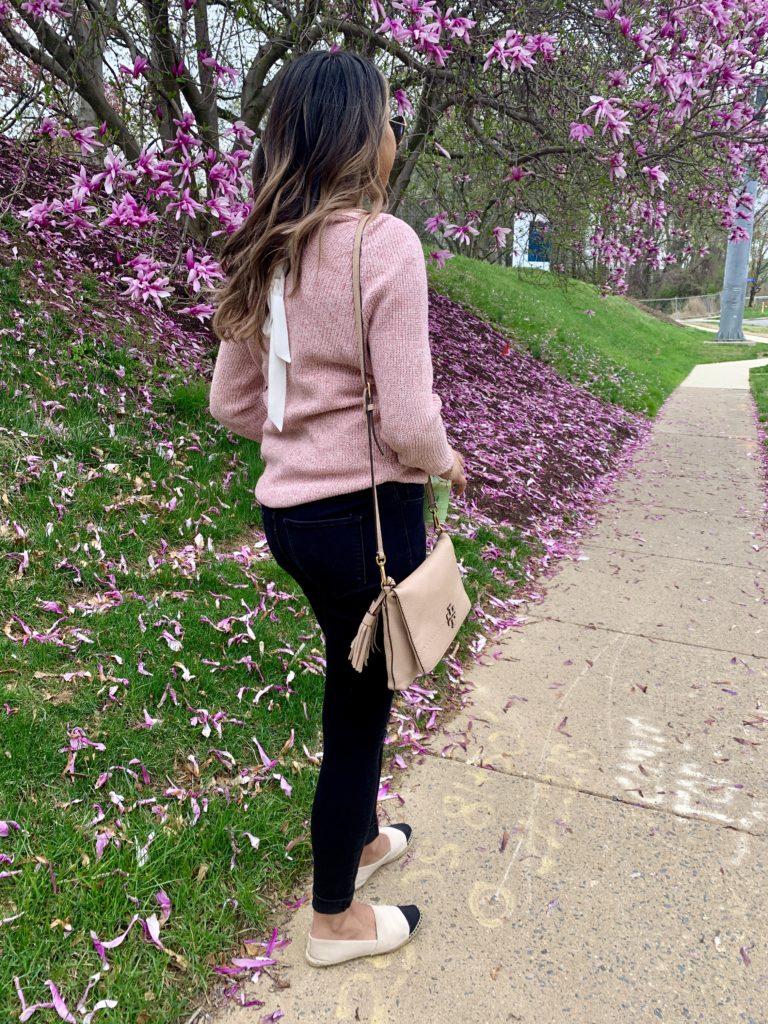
[1,0,767,319]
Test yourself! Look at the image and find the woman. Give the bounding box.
[208,49,467,967]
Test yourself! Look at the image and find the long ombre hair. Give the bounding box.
[209,50,390,352]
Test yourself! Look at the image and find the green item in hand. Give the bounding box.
[423,475,451,525]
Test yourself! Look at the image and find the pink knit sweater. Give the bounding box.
[208,209,454,508]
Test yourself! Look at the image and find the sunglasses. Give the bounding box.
[390,115,405,147]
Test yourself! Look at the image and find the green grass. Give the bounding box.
[751,363,768,429]
[740,323,768,337]
[0,253,534,1022]
[426,253,768,416]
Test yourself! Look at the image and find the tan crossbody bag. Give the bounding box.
[347,212,472,691]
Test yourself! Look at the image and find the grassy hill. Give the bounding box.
[426,253,768,417]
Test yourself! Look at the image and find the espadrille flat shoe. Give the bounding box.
[355,824,412,890]
[305,904,421,967]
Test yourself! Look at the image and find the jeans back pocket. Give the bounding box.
[283,513,368,596]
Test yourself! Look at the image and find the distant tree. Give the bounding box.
[747,190,768,306]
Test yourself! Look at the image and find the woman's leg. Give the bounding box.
[311,482,428,908]
[260,497,395,921]
[310,591,394,913]
[260,484,427,941]
[285,578,388,867]
[364,741,385,846]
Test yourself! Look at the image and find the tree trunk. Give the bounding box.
[141,0,183,147]
[388,75,440,213]
[70,1,105,130]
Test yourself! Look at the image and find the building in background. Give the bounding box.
[508,213,551,270]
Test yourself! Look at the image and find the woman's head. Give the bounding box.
[210,50,398,351]
[255,50,392,210]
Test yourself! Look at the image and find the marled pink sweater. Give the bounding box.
[208,209,454,508]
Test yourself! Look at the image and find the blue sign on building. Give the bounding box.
[527,220,551,263]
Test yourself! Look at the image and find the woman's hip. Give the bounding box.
[260,481,427,597]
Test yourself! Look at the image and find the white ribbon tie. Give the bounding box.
[264,262,290,432]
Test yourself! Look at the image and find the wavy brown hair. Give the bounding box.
[208,50,390,352]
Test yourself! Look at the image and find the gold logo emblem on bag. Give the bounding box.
[446,603,456,628]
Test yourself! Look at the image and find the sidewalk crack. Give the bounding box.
[579,541,767,571]
[532,615,768,660]
[421,749,767,838]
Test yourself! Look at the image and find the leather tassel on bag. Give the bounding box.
[348,588,388,671]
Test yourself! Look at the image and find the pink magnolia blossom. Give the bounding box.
[185,247,225,292]
[483,33,537,73]
[392,88,413,115]
[178,302,215,322]
[446,16,475,41]
[429,250,453,268]
[59,726,106,776]
[642,164,669,192]
[583,94,632,144]
[583,94,621,124]
[607,69,628,89]
[20,0,70,16]
[119,54,149,79]
[96,147,136,195]
[376,16,411,43]
[527,32,558,60]
[167,187,207,220]
[504,166,534,182]
[198,50,240,87]
[492,226,512,249]
[569,121,594,144]
[120,268,172,308]
[596,150,627,182]
[420,40,451,65]
[593,0,622,20]
[444,222,479,245]
[64,126,104,156]
[18,198,58,229]
[482,38,507,71]
[101,194,158,230]
[424,210,449,233]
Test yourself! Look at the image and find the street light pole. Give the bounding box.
[716,82,766,342]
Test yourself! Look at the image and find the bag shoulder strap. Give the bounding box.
[352,213,391,587]
[352,213,372,393]
[352,212,440,590]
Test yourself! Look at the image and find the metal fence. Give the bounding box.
[637,292,768,318]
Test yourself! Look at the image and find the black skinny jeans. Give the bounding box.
[259,480,427,914]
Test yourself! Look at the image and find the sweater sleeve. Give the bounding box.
[208,337,267,443]
[361,215,454,477]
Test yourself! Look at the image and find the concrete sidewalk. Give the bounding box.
[674,319,768,347]
[221,364,768,1023]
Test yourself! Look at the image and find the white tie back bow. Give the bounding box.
[264,262,290,432]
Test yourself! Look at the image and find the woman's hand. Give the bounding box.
[438,448,467,497]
